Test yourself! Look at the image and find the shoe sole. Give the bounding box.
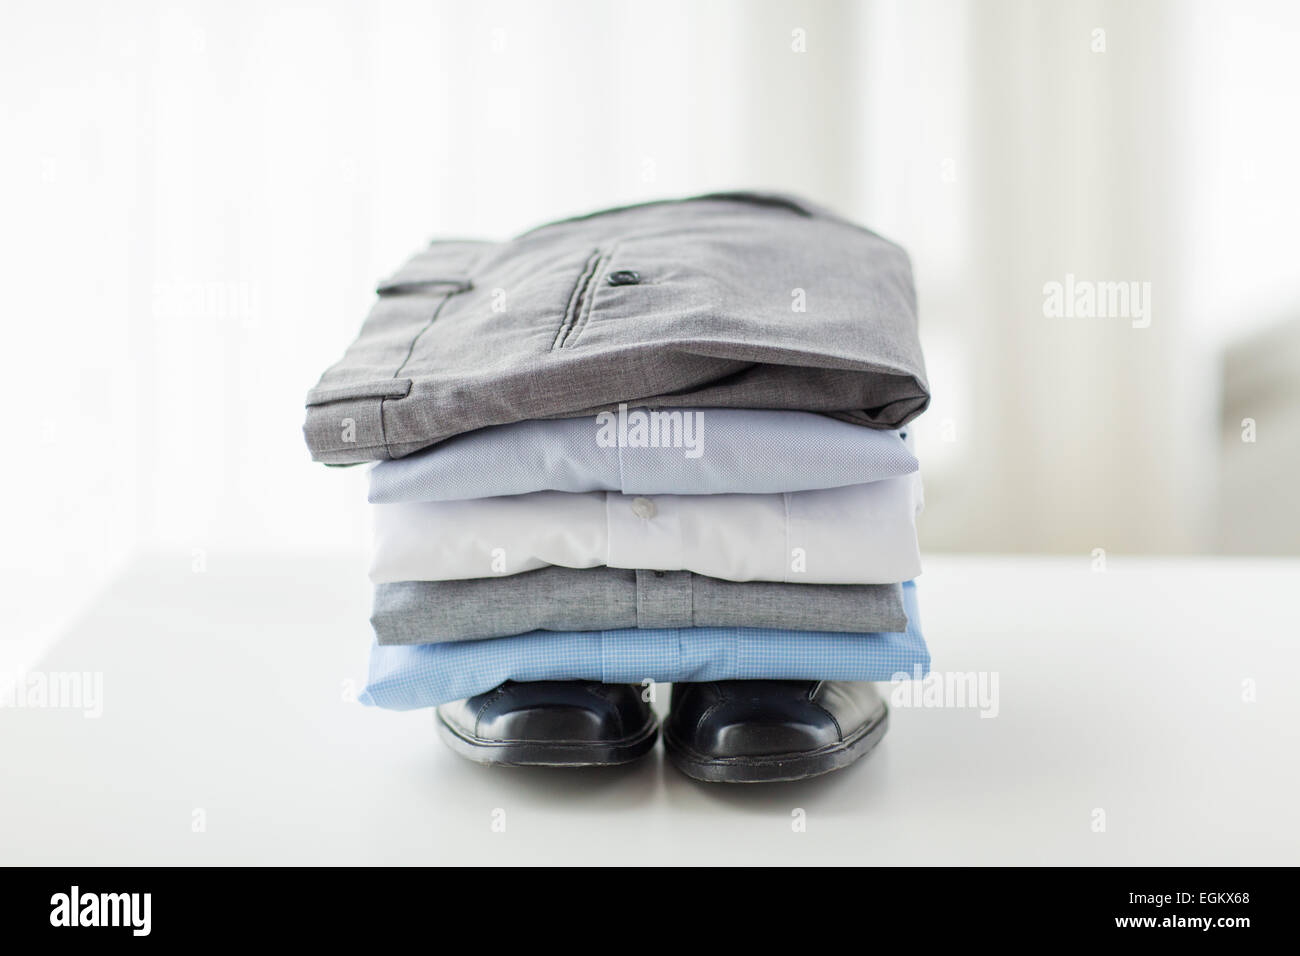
[664,707,888,783]
[435,709,660,768]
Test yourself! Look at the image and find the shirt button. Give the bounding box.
[607,269,641,286]
[630,496,657,519]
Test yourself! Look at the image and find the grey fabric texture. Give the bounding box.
[371,567,907,644]
[304,192,930,464]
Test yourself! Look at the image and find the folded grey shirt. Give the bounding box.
[371,567,908,644]
[304,192,930,464]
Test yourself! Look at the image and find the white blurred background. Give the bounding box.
[2,0,1298,672]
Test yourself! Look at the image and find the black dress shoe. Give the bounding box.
[663,680,888,783]
[436,681,658,767]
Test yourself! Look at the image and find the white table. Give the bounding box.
[3,553,1297,865]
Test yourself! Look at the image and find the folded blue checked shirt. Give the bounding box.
[358,582,928,709]
[368,407,917,502]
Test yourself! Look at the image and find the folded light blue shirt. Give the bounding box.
[368,407,917,502]
[359,582,928,709]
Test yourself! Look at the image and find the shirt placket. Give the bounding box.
[633,570,694,628]
[604,492,684,572]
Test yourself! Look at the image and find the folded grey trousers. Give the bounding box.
[304,192,929,464]
[371,567,908,644]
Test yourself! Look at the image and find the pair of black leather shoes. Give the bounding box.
[436,680,889,783]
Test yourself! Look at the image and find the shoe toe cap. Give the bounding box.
[443,682,650,744]
[682,697,842,758]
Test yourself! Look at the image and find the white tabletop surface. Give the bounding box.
[2,552,1297,865]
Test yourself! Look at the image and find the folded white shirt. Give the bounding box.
[367,409,918,502]
[370,476,923,585]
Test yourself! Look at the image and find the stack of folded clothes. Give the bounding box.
[303,193,932,782]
